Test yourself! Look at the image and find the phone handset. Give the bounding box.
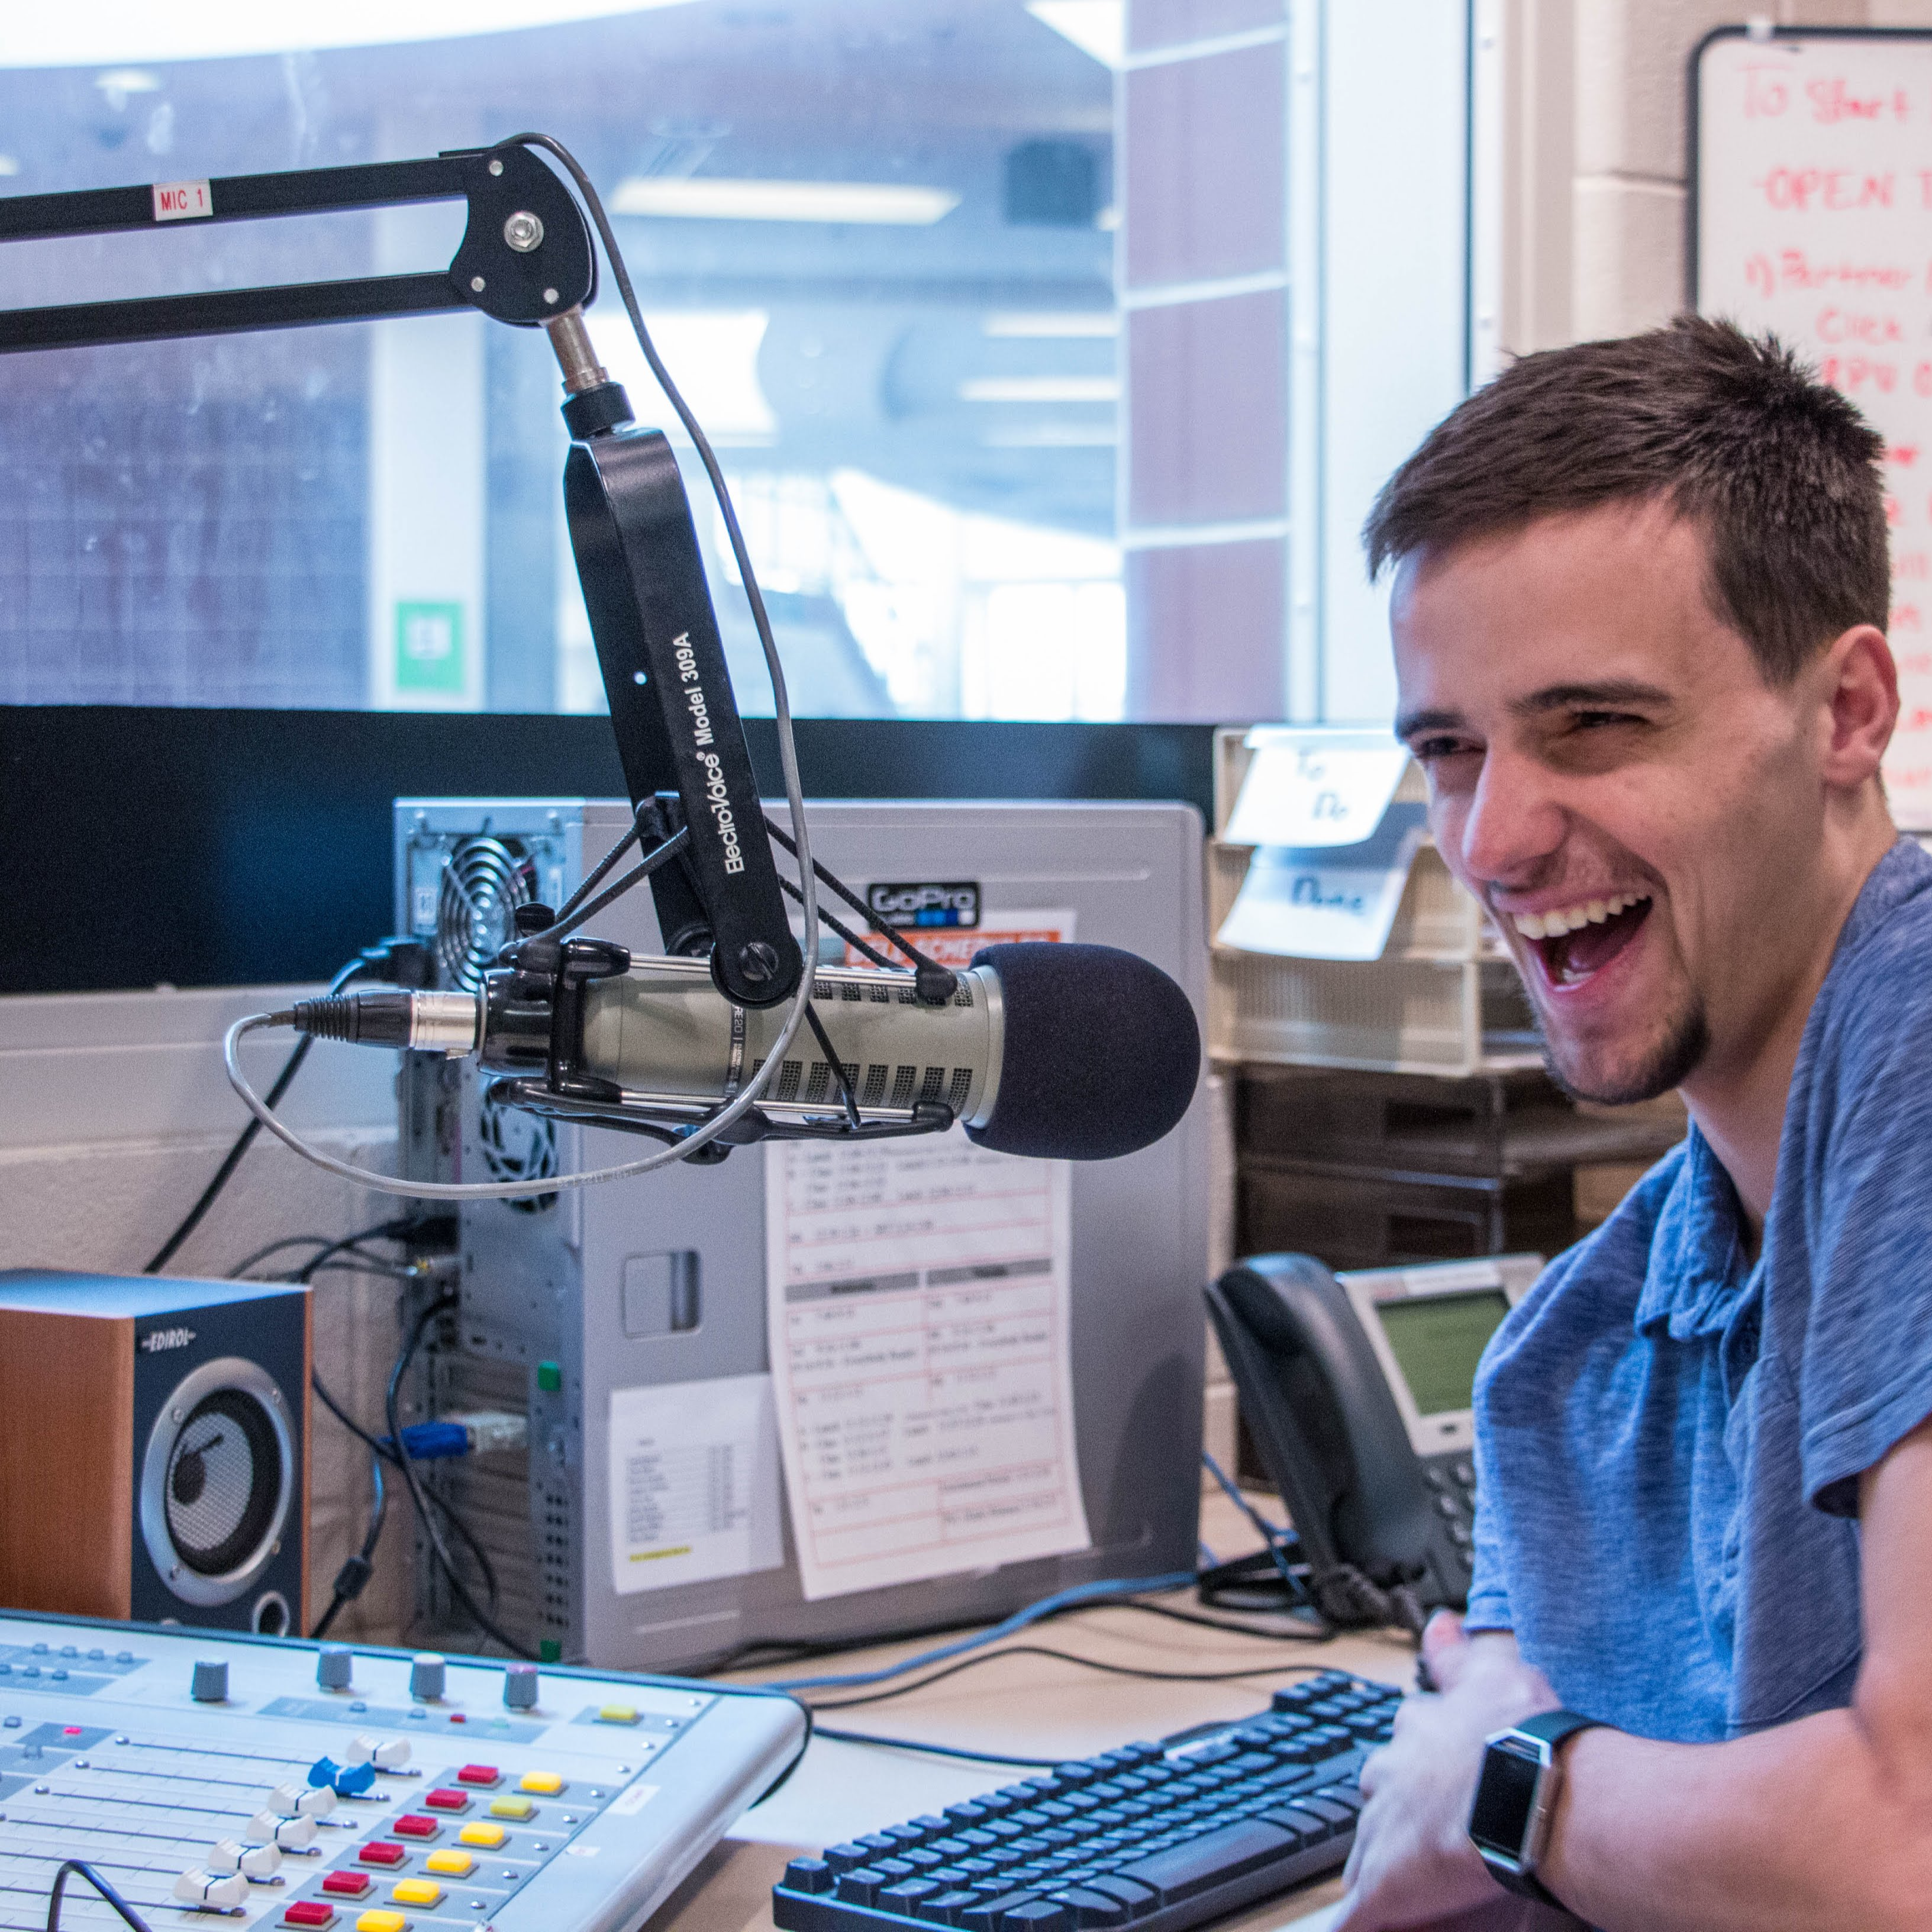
[1207,1253,1466,1630]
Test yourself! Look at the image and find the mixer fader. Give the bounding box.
[0,1613,804,1932]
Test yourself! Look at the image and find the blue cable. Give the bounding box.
[765,1571,1197,1694]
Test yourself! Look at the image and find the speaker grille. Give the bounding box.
[166,1389,282,1577]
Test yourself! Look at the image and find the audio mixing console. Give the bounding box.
[0,1612,804,1932]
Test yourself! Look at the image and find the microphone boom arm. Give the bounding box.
[0,136,804,1012]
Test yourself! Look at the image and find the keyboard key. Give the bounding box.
[957,1891,1040,1929]
[919,1893,979,1923]
[1114,1820,1300,1903]
[881,1879,941,1908]
[782,1858,833,1895]
[1002,1905,1074,1930]
[823,1843,873,1872]
[1257,1804,1333,1846]
[836,1868,883,1906]
[1050,1889,1131,1928]
[1086,1877,1156,1910]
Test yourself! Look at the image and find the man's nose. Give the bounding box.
[1453,746,1566,889]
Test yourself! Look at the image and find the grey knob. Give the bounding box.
[316,1645,353,1691]
[409,1653,446,1702]
[503,1663,538,1710]
[191,1659,228,1702]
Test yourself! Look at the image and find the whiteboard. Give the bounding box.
[1695,28,1932,825]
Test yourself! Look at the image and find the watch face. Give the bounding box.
[1469,1739,1543,1856]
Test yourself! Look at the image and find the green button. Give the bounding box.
[538,1639,563,1664]
[536,1360,562,1393]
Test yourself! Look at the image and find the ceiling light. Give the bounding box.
[983,312,1118,338]
[5,1,701,67]
[611,177,960,225]
[959,376,1120,404]
[980,425,1118,448]
[585,309,776,442]
[1026,0,1124,69]
[0,157,19,178]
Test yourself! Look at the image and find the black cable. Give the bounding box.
[311,1368,502,1609]
[386,1296,536,1658]
[312,1449,385,1641]
[772,870,901,973]
[802,1002,863,1129]
[807,1645,1332,1714]
[46,1860,153,1932]
[547,799,651,929]
[812,1725,1060,1769]
[144,954,375,1273]
[225,1233,337,1278]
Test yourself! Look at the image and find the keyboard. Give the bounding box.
[772,1669,1398,1932]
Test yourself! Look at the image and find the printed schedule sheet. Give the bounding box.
[764,1128,1091,1600]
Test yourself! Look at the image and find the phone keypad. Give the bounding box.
[1423,1454,1478,1559]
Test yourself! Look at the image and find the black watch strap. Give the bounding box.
[1479,1710,1601,1910]
[1517,1708,1602,1752]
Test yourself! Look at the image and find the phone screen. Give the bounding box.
[1371,1286,1511,1418]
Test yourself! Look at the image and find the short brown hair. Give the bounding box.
[1362,315,1888,683]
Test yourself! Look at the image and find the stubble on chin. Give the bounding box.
[1537,998,1709,1108]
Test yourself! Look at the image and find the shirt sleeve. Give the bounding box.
[1462,1385,1513,1631]
[1799,931,1932,1516]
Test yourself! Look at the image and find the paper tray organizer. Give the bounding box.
[1208,728,1540,1076]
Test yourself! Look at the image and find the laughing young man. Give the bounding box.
[1332,317,1932,1931]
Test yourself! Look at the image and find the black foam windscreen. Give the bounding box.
[966,941,1201,1161]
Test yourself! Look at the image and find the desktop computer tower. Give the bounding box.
[391,796,1208,1671]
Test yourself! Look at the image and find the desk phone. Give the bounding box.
[1207,1253,1540,1613]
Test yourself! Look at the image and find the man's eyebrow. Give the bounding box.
[1394,707,1465,740]
[1510,679,1673,717]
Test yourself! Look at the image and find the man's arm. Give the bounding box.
[1337,1415,1932,1931]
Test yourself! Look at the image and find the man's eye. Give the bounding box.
[1410,737,1478,763]
[1571,710,1641,732]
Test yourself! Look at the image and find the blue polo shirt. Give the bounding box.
[1466,836,1932,1741]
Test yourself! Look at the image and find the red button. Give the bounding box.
[424,1789,470,1812]
[449,1713,466,1723]
[456,1764,501,1787]
[356,1842,407,1868]
[283,1905,336,1928]
[320,1872,371,1898]
[392,1815,439,1840]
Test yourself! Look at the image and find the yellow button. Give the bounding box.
[423,1852,473,1878]
[519,1772,565,1795]
[488,1795,534,1820]
[391,1881,441,1908]
[596,1704,637,1725]
[456,1823,505,1849]
[354,1914,408,1932]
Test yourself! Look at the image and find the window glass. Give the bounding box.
[0,4,1119,719]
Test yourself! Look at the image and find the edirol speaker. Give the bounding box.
[0,1271,309,1635]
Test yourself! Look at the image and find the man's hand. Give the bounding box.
[1332,1614,1562,1931]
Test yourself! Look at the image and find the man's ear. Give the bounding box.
[1817,624,1898,791]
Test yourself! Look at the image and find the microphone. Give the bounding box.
[289,941,1201,1162]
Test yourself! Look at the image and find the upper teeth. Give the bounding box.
[1512,894,1646,940]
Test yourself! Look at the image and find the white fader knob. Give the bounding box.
[175,1870,250,1909]
[268,1779,336,1820]
[208,1837,281,1879]
[244,1811,318,1850]
[372,1737,411,1771]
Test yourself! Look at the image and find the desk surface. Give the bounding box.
[655,1493,1415,1932]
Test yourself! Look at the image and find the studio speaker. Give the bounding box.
[0,1270,309,1635]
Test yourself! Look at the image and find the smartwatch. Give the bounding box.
[1467,1708,1601,1908]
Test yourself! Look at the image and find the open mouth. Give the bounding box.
[1511,893,1652,988]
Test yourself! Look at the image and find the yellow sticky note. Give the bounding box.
[488,1795,533,1821]
[423,1851,473,1877]
[519,1771,565,1795]
[391,1881,441,1907]
[457,1822,506,1849]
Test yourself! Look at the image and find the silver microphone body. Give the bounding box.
[479,956,1005,1129]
